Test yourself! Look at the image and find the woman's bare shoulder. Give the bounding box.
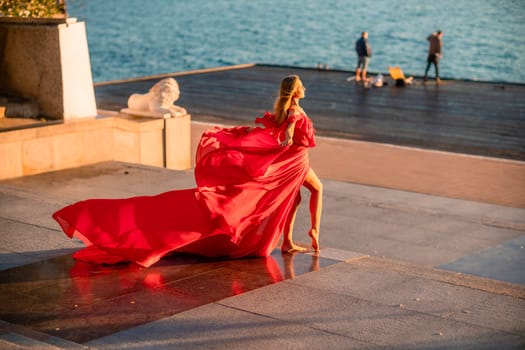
[288,106,306,117]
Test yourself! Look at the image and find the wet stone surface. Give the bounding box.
[0,250,338,343]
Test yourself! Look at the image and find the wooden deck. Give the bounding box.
[94,64,525,161]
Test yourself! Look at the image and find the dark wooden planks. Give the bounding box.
[94,64,525,161]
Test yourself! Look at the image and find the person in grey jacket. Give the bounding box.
[424,30,443,83]
[355,31,372,82]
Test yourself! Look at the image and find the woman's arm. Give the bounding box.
[281,121,296,146]
[281,107,303,146]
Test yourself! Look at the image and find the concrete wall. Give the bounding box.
[0,18,97,119]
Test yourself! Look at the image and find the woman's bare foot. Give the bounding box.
[308,228,320,252]
[281,241,307,253]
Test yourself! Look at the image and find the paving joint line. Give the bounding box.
[213,301,378,345]
[351,256,525,299]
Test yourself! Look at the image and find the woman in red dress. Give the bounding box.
[53,75,322,267]
[272,76,322,253]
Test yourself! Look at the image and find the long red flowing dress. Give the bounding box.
[53,112,315,267]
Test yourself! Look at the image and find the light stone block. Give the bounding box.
[81,128,114,164]
[0,142,23,179]
[52,132,84,170]
[21,136,53,175]
[113,129,140,164]
[165,114,192,170]
[113,115,165,166]
[139,129,164,167]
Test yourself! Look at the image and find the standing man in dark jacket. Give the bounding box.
[424,30,443,83]
[355,31,372,82]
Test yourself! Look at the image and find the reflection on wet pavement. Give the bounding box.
[0,250,338,343]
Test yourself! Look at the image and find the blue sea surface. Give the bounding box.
[67,0,525,84]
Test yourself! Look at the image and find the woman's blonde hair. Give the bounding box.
[274,75,302,125]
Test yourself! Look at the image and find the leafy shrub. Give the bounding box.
[0,0,66,18]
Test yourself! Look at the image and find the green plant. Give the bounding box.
[0,0,66,18]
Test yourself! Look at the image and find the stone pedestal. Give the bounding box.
[0,17,97,120]
[119,109,193,170]
[165,114,192,170]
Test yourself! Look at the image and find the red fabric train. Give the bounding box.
[53,112,315,267]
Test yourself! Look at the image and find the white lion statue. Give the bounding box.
[127,78,187,117]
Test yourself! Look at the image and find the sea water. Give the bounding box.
[66,0,524,84]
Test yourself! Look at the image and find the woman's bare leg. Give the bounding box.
[281,168,323,253]
[303,168,323,252]
[281,193,306,253]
